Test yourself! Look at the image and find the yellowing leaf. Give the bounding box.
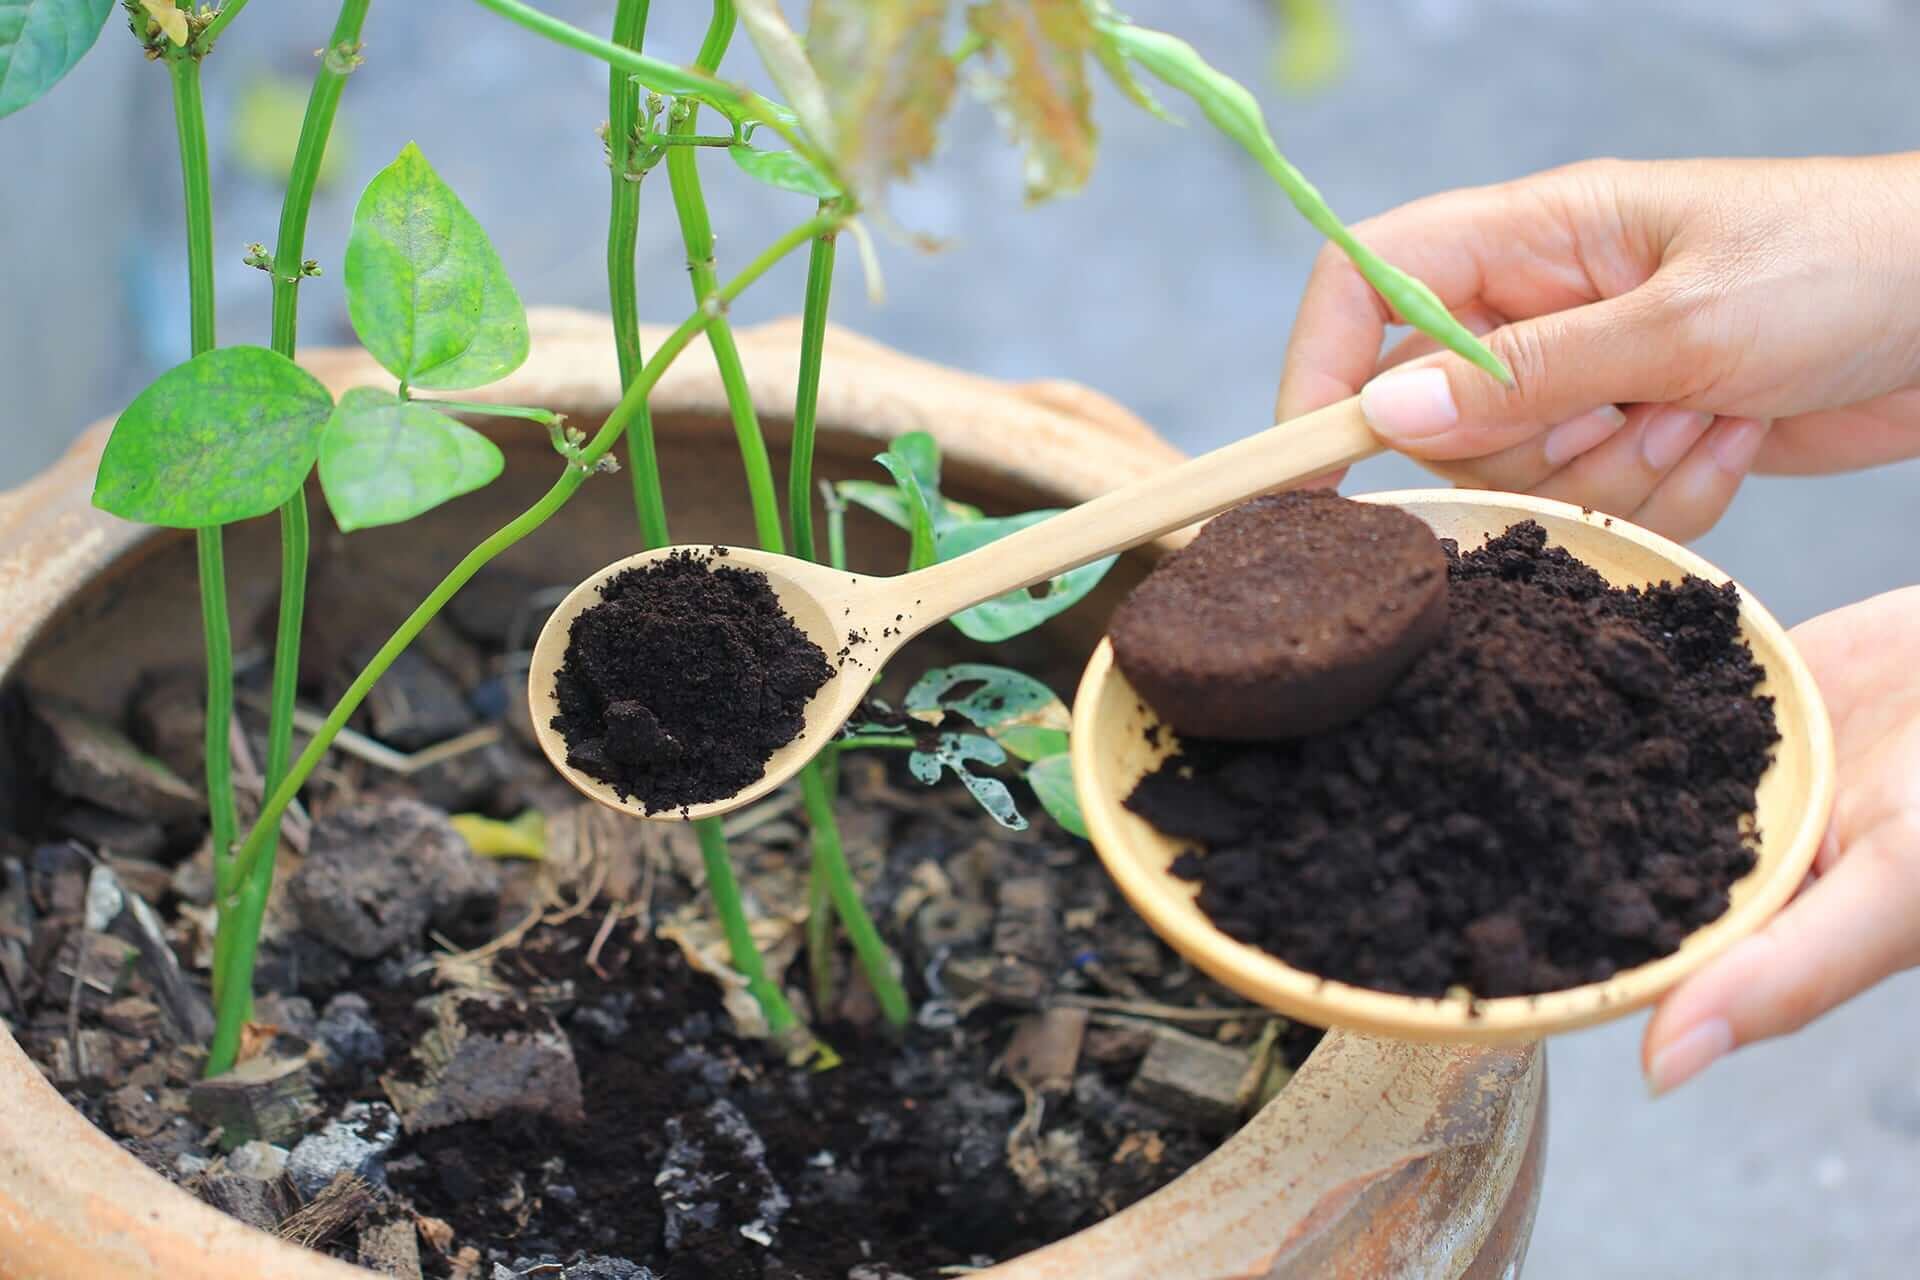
[805,0,957,196]
[139,0,189,46]
[450,810,547,860]
[968,0,1098,201]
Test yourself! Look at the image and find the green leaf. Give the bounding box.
[344,142,529,391]
[999,724,1069,763]
[873,449,936,571]
[317,388,504,532]
[1025,753,1087,838]
[729,143,841,199]
[92,347,334,529]
[836,482,981,533]
[836,432,981,534]
[1099,20,1510,385]
[0,0,113,119]
[906,664,1061,730]
[890,430,941,494]
[909,732,1026,831]
[805,0,957,197]
[936,511,1118,643]
[968,0,1098,201]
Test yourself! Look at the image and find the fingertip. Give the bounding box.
[1645,1017,1733,1098]
[1359,366,1460,445]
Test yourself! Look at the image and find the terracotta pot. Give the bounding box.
[0,309,1545,1280]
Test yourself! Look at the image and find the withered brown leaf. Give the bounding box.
[968,0,1099,201]
[806,0,959,198]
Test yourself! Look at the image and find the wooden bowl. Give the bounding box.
[1071,489,1836,1042]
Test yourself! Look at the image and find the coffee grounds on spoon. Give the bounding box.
[1125,522,1779,999]
[550,551,834,812]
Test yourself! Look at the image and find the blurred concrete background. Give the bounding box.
[2,1,1917,1274]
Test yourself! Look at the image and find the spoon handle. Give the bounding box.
[890,396,1380,620]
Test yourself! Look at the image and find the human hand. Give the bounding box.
[1642,586,1920,1093]
[1277,154,1920,539]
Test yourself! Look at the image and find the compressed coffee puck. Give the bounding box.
[1110,490,1447,740]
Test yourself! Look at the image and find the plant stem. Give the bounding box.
[806,847,832,1016]
[605,0,670,547]
[204,0,372,1078]
[664,5,785,554]
[640,130,737,148]
[220,210,840,930]
[800,764,909,1029]
[191,0,251,53]
[466,0,815,163]
[641,1,815,1036]
[793,225,840,1001]
[167,55,241,1006]
[829,734,918,753]
[696,820,796,1035]
[821,480,848,571]
[410,399,562,424]
[787,222,836,561]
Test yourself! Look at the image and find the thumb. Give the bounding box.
[1360,294,1692,461]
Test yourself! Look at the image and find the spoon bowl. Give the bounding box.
[528,546,912,820]
[1072,489,1836,1042]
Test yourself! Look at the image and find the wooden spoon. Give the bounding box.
[1071,489,1837,1041]
[527,395,1382,821]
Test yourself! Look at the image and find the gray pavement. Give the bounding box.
[2,2,1917,1274]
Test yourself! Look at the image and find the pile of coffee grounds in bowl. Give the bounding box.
[550,551,833,812]
[1123,517,1779,998]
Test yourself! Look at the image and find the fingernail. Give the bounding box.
[1542,405,1628,467]
[1710,419,1765,473]
[1646,1017,1734,1097]
[1641,408,1714,471]
[1361,368,1459,442]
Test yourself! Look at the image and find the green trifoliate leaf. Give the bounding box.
[344,142,529,391]
[729,143,841,199]
[92,346,334,528]
[937,510,1117,643]
[0,0,115,118]
[1025,753,1086,838]
[317,388,504,532]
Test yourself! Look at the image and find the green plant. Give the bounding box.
[5,0,1507,1075]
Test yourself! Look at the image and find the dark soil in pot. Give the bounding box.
[1124,514,1779,998]
[0,555,1320,1280]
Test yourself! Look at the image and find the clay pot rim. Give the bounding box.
[0,309,1541,1280]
